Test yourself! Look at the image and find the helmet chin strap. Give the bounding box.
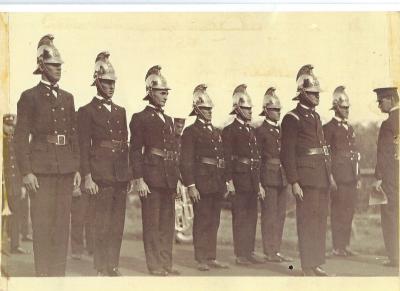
[299,90,316,108]
[95,78,111,100]
[235,106,251,122]
[194,105,211,122]
[40,61,57,84]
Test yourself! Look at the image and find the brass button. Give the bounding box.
[117,120,120,124]
[112,149,115,153]
[54,119,57,122]
[46,93,50,96]
[61,107,64,111]
[52,108,55,112]
[54,130,58,134]
[110,129,113,133]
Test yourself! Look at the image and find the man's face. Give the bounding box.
[98,79,115,99]
[266,108,281,122]
[42,63,62,83]
[336,105,350,119]
[198,107,212,122]
[3,124,14,135]
[150,89,169,107]
[239,106,252,121]
[174,122,185,136]
[304,91,320,106]
[378,97,393,113]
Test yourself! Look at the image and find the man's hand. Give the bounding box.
[329,174,338,192]
[134,178,151,198]
[21,187,27,199]
[292,182,303,201]
[84,174,99,195]
[224,180,236,199]
[23,173,39,192]
[373,179,383,192]
[356,179,362,190]
[127,179,135,194]
[73,172,81,190]
[188,185,201,203]
[258,183,266,200]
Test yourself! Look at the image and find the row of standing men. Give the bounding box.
[7,34,399,276]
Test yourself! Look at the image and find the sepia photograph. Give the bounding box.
[0,6,399,291]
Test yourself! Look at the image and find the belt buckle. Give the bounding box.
[166,151,174,161]
[217,159,225,169]
[322,146,329,156]
[56,134,66,146]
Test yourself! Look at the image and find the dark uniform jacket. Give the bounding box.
[14,82,79,175]
[78,97,131,183]
[222,118,260,193]
[323,118,359,184]
[280,103,331,188]
[129,106,179,190]
[3,134,22,195]
[256,120,287,188]
[180,119,226,195]
[375,108,399,189]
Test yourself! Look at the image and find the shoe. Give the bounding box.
[96,270,107,276]
[207,259,229,269]
[10,247,29,254]
[331,249,347,257]
[302,268,316,276]
[164,268,181,275]
[382,260,399,267]
[108,268,122,276]
[71,253,82,260]
[235,257,251,266]
[344,248,358,256]
[197,262,210,271]
[247,254,265,264]
[275,252,294,262]
[313,266,328,276]
[264,253,282,263]
[21,235,33,242]
[149,269,168,276]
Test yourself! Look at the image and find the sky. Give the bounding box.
[5,12,399,127]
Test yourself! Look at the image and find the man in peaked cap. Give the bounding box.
[255,88,293,263]
[323,86,361,257]
[280,65,336,276]
[77,51,132,276]
[372,87,399,267]
[14,34,81,276]
[222,84,266,266]
[129,65,181,276]
[2,114,29,255]
[180,84,229,271]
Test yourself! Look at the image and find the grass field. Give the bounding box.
[125,194,387,256]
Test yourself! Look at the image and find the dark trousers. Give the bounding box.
[231,191,258,258]
[381,182,399,263]
[330,182,357,250]
[70,192,95,255]
[20,195,30,237]
[29,173,73,276]
[261,186,287,255]
[8,193,22,250]
[192,193,222,262]
[93,182,127,272]
[296,187,329,269]
[140,187,175,272]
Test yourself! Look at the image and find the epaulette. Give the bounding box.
[286,111,300,121]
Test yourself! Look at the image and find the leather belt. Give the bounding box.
[297,146,329,156]
[98,140,127,150]
[148,147,178,161]
[38,134,68,146]
[232,155,260,169]
[334,150,356,159]
[264,158,281,165]
[199,157,225,168]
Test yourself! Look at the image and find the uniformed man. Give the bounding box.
[2,114,29,255]
[256,88,293,263]
[323,86,361,257]
[78,51,132,276]
[222,84,266,266]
[372,87,399,267]
[280,65,336,276]
[130,65,181,276]
[180,84,229,271]
[14,35,81,276]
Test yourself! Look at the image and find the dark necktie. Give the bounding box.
[100,98,112,105]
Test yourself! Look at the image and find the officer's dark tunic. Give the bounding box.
[15,82,80,276]
[323,118,359,251]
[281,103,331,269]
[375,107,399,263]
[256,119,288,256]
[3,132,23,251]
[78,97,130,272]
[222,118,260,258]
[180,119,226,262]
[129,105,180,272]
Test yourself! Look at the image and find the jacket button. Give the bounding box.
[61,107,64,111]
[52,109,55,112]
[63,118,66,122]
[107,120,110,123]
[46,93,50,96]
[110,129,113,133]
[54,130,58,134]
[112,149,115,153]
[54,119,57,122]
[117,120,120,124]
